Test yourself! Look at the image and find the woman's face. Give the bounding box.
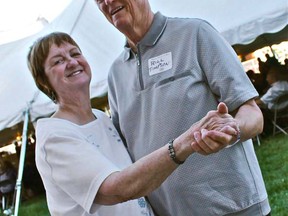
[43,42,91,100]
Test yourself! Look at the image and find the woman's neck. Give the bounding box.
[53,94,95,125]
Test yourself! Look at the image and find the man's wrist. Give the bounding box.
[226,127,241,148]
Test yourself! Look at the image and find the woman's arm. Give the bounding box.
[95,103,237,205]
[95,139,188,205]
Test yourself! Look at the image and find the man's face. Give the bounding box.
[95,0,150,33]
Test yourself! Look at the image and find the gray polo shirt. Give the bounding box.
[108,12,270,216]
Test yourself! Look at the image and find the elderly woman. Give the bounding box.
[27,32,238,216]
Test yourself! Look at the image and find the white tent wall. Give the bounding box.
[149,0,288,46]
[0,0,287,145]
[0,35,56,130]
[0,0,124,135]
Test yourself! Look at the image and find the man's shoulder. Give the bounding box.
[167,16,208,25]
[166,16,216,34]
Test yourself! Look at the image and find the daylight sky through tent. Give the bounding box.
[0,0,72,44]
[1,0,287,46]
[0,0,161,45]
[0,0,220,45]
[0,0,194,45]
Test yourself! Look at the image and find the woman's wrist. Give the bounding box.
[168,139,185,165]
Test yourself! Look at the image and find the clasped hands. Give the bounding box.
[190,102,240,155]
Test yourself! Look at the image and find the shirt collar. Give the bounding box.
[123,12,168,61]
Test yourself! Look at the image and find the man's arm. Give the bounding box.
[231,99,263,141]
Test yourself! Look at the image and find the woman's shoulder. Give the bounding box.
[36,117,77,129]
[92,109,111,120]
[36,117,82,141]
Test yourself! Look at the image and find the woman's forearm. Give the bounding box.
[95,102,240,205]
[95,135,194,205]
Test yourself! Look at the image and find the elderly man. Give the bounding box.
[95,0,270,215]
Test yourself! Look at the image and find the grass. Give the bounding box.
[14,134,288,216]
[254,133,288,216]
[18,195,50,216]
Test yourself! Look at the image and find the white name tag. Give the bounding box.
[148,52,172,76]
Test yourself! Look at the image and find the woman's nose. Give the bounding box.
[67,57,78,67]
[104,0,114,5]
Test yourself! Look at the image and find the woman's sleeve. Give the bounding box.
[42,129,120,212]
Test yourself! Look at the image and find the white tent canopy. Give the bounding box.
[0,0,124,134]
[151,0,288,45]
[0,0,287,145]
[150,0,288,55]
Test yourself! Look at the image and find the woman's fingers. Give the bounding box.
[192,129,236,155]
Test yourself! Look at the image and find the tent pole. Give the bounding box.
[12,106,30,216]
[269,46,277,57]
